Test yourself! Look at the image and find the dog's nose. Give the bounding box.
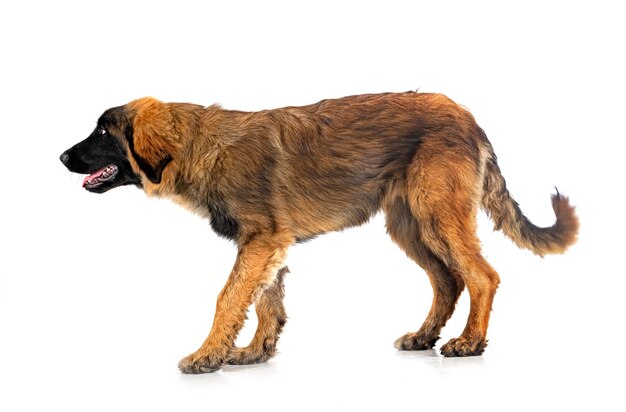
[60,150,70,166]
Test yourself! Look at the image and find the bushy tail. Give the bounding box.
[481,153,579,256]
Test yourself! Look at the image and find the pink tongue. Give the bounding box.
[82,167,107,187]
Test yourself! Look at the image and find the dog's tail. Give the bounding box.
[480,148,579,257]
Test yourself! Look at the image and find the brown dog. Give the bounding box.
[60,92,579,373]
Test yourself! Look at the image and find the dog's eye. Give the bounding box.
[98,127,107,136]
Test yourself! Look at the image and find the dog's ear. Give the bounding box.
[125,97,177,184]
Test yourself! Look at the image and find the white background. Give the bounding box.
[1,1,624,411]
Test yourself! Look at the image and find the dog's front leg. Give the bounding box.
[178,233,292,374]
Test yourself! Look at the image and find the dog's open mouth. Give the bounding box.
[82,164,119,189]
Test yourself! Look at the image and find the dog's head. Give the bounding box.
[60,97,179,194]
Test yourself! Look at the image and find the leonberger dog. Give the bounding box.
[60,91,578,373]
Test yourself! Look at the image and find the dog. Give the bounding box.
[60,91,579,373]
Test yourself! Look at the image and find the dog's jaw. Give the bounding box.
[83,164,119,190]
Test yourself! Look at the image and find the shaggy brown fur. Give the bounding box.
[60,91,578,373]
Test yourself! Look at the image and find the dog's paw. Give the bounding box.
[394,332,439,350]
[225,347,267,365]
[178,351,223,374]
[440,336,487,357]
[226,339,277,365]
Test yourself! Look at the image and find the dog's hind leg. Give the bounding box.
[384,197,464,350]
[226,266,288,365]
[406,139,500,356]
[178,234,292,373]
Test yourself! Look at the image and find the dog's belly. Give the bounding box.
[276,165,393,238]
